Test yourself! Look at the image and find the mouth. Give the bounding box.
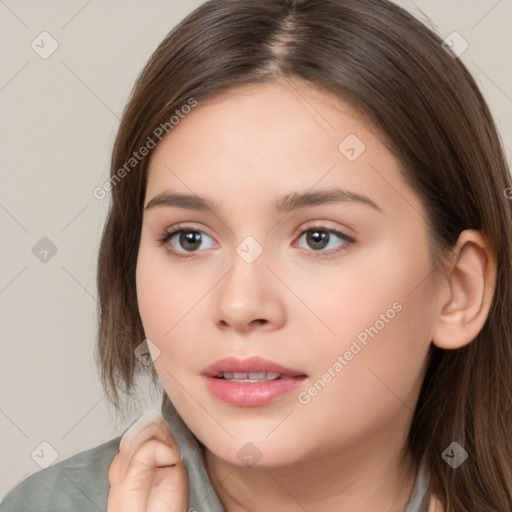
[213,371,293,383]
[202,356,308,407]
[202,355,307,379]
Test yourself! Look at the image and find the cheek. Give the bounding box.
[136,246,169,338]
[135,243,207,378]
[300,237,434,398]
[294,290,432,452]
[319,234,434,343]
[136,244,186,349]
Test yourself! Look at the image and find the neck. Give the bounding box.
[204,435,419,512]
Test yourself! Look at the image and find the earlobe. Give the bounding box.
[432,229,497,350]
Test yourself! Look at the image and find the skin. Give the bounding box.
[108,411,188,512]
[109,79,496,512]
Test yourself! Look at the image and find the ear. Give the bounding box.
[432,229,497,350]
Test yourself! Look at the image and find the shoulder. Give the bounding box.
[0,435,121,512]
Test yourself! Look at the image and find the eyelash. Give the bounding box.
[156,222,355,260]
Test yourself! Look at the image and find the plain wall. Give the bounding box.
[1,0,511,499]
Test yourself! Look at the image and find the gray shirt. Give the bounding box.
[0,393,430,511]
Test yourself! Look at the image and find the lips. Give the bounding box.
[202,356,306,379]
[202,356,308,407]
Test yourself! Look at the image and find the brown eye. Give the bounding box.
[178,230,203,251]
[295,223,354,257]
[157,225,217,258]
[304,230,330,250]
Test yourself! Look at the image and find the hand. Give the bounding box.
[107,410,189,512]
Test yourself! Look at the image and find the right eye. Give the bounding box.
[157,224,217,259]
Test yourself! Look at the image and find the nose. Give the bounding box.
[213,246,286,334]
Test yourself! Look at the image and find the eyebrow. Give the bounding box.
[144,188,384,214]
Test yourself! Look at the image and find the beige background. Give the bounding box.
[1,0,511,500]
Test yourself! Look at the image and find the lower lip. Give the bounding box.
[204,376,307,407]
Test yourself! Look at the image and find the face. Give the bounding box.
[136,80,439,468]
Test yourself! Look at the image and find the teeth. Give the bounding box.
[217,371,282,382]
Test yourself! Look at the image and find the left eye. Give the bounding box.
[294,226,353,254]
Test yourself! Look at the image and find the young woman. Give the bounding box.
[2,0,511,511]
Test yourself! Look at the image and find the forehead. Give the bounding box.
[144,80,426,221]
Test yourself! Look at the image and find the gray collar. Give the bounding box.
[161,393,225,511]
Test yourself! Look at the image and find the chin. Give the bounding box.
[207,438,306,469]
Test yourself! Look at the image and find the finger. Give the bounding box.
[124,437,181,479]
[109,411,180,486]
[109,458,187,512]
[108,418,188,512]
[120,412,180,459]
[120,410,176,452]
[108,442,188,511]
[147,463,189,512]
[109,436,180,486]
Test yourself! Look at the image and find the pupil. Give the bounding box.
[307,230,328,250]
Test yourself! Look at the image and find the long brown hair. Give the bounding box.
[95,0,512,509]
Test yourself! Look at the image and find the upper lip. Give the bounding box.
[202,356,307,378]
